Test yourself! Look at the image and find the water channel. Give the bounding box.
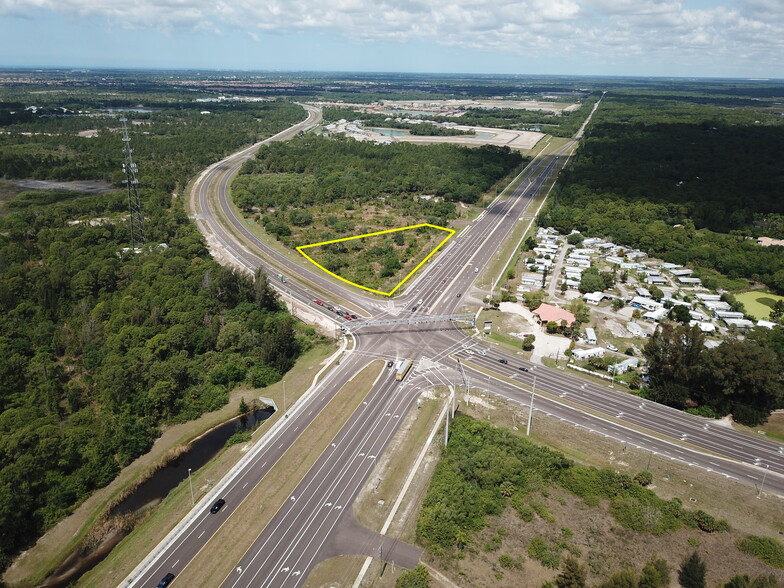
[39,408,274,588]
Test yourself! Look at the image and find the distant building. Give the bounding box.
[630,296,661,312]
[670,268,694,277]
[678,277,702,286]
[643,308,668,322]
[572,347,605,361]
[583,291,607,305]
[533,303,576,328]
[757,237,784,247]
[609,357,639,375]
[627,321,651,337]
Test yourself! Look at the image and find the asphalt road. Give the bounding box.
[124,97,784,588]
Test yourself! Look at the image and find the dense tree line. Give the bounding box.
[0,97,311,571]
[539,92,784,292]
[234,135,522,212]
[0,101,304,193]
[643,324,784,425]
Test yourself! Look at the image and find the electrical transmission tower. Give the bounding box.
[120,117,146,250]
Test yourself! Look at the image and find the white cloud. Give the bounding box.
[0,0,781,74]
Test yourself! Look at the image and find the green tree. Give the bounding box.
[567,232,583,245]
[396,564,431,588]
[253,269,279,311]
[644,324,705,408]
[697,339,783,425]
[599,568,637,588]
[639,557,670,588]
[678,552,706,588]
[612,298,625,311]
[669,304,692,324]
[524,236,538,251]
[770,300,784,322]
[556,555,587,588]
[579,268,606,294]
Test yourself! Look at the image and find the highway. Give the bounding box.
[123,98,784,588]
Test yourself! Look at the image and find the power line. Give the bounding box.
[120,117,146,250]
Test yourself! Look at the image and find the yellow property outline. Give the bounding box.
[296,223,455,296]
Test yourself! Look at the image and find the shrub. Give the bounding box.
[634,470,653,486]
[737,535,784,569]
[499,553,522,569]
[396,564,431,588]
[528,537,561,569]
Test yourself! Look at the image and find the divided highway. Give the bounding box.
[124,98,784,588]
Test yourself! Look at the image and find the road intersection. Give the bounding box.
[124,98,784,588]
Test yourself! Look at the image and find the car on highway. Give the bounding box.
[478,350,487,356]
[456,293,461,298]
[387,360,394,368]
[210,498,226,514]
[412,306,418,312]
[314,300,324,306]
[466,350,475,355]
[518,367,529,372]
[157,572,176,587]
[350,314,359,320]
[498,359,508,364]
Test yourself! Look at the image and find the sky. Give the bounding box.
[0,0,782,78]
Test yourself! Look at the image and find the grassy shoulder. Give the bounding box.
[155,359,386,587]
[414,404,784,587]
[61,343,336,588]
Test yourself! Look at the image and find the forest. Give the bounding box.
[0,93,311,571]
[538,90,784,292]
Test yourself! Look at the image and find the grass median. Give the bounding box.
[165,359,385,587]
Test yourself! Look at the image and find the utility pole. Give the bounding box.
[283,380,287,417]
[456,358,469,407]
[758,464,769,498]
[526,375,536,436]
[119,117,146,250]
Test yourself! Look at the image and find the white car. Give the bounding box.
[607,344,618,352]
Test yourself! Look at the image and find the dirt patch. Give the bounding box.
[7,179,115,193]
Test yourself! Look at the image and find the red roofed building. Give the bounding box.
[533,303,576,328]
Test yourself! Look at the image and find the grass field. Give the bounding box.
[736,291,784,320]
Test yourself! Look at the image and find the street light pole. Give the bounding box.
[758,464,769,499]
[283,380,287,417]
[526,376,536,436]
[188,468,194,506]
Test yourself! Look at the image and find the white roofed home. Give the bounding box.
[630,296,661,311]
[643,308,668,322]
[583,291,606,305]
[572,347,605,361]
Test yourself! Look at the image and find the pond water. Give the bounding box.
[366,127,409,137]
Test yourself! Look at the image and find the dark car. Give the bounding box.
[456,293,461,298]
[498,359,508,364]
[518,367,529,372]
[387,360,394,368]
[411,306,418,312]
[157,573,176,588]
[210,498,226,514]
